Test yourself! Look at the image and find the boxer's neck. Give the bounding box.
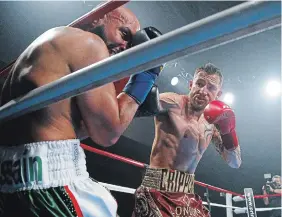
[185,96,203,120]
[88,25,107,44]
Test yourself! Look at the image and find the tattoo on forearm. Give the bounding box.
[211,127,224,154]
[204,123,213,143]
[209,125,242,166]
[213,139,224,154]
[213,133,242,162]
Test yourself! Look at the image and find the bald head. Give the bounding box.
[105,6,140,31]
[88,6,140,55]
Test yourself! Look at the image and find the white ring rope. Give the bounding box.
[99,182,282,213]
[0,1,280,122]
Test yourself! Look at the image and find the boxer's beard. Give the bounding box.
[190,102,205,112]
[89,25,120,55]
[90,25,105,40]
[190,93,207,112]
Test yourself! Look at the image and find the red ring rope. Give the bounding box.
[81,143,145,168]
[2,0,281,201]
[254,193,282,199]
[0,0,129,77]
[0,0,248,199]
[81,143,244,196]
[81,143,282,200]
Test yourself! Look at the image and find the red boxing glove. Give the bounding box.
[204,100,239,150]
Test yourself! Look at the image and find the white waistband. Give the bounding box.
[0,139,89,192]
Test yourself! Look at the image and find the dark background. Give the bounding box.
[0,1,281,217]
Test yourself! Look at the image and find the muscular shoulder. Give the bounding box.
[53,27,108,54]
[50,27,109,71]
[159,92,186,111]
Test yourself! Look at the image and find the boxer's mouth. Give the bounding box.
[194,95,207,104]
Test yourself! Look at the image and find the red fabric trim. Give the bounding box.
[64,186,84,217]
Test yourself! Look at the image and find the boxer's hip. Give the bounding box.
[133,167,210,217]
[0,139,117,217]
[141,167,195,194]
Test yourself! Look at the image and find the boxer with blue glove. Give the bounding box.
[0,5,163,216]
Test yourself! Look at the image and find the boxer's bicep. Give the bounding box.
[71,33,122,146]
[77,85,138,146]
[77,83,121,146]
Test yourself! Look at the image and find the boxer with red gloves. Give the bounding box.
[204,100,239,151]
[133,63,241,217]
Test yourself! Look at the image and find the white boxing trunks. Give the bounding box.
[0,139,117,217]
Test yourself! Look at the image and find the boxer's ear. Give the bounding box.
[217,90,222,98]
[189,80,193,90]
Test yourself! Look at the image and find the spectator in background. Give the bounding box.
[262,175,282,217]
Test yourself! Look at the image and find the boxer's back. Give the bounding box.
[0,27,88,146]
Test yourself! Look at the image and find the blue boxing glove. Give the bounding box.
[122,27,163,104]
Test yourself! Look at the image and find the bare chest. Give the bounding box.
[169,112,213,154]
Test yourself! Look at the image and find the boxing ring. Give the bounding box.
[82,143,282,217]
[0,1,281,216]
[0,0,281,121]
[81,144,282,217]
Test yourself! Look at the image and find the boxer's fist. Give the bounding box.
[204,100,235,135]
[123,27,163,104]
[135,85,163,117]
[204,100,239,150]
[131,26,162,46]
[131,27,163,75]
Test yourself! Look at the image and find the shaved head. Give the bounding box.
[105,6,140,31]
[88,6,140,55]
[89,6,140,32]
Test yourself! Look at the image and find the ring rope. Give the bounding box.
[81,144,241,196]
[82,143,281,199]
[81,144,281,198]
[0,2,280,122]
[253,193,282,199]
[98,182,282,212]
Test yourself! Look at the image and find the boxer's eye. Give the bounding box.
[120,27,132,42]
[208,84,217,91]
[196,81,205,88]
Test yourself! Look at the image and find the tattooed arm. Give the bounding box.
[211,127,242,168]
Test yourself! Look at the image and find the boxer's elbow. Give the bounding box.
[89,134,119,147]
[228,159,241,169]
[107,135,120,147]
[224,147,241,168]
[224,155,241,168]
[89,125,122,147]
[105,121,124,146]
[98,138,118,147]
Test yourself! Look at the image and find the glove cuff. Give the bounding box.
[123,71,157,104]
[221,129,239,150]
